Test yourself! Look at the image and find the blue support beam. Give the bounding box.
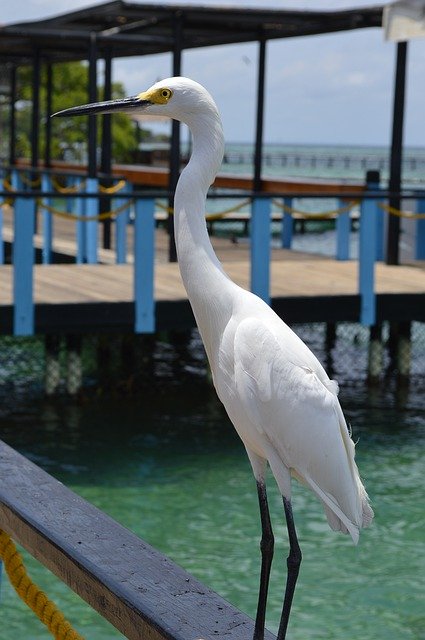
[75,177,86,264]
[415,198,425,260]
[281,197,293,249]
[12,172,34,335]
[250,197,271,304]
[116,183,131,264]
[41,173,53,264]
[134,198,155,333]
[359,196,378,326]
[0,202,4,265]
[336,200,350,260]
[85,177,99,264]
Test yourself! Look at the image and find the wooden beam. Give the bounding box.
[0,439,273,640]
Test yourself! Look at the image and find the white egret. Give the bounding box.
[53,77,373,640]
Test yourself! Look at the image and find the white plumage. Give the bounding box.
[54,76,373,640]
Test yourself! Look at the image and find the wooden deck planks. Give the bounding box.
[1,258,424,309]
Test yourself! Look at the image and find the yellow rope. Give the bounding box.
[378,202,425,220]
[20,174,41,188]
[51,177,86,194]
[99,179,126,194]
[156,197,251,220]
[3,178,14,192]
[38,198,134,222]
[0,529,85,640]
[273,198,360,219]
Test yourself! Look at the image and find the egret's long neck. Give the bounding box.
[174,108,235,357]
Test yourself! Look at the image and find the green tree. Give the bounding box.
[15,61,143,164]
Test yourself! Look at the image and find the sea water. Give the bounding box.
[0,144,424,639]
[0,374,424,640]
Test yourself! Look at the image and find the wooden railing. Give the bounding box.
[1,165,425,336]
[0,439,274,640]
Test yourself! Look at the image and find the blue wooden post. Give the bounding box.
[415,198,425,259]
[66,175,75,214]
[251,197,271,304]
[375,195,384,262]
[116,183,131,264]
[75,177,85,264]
[41,173,53,264]
[134,198,155,333]
[0,202,4,265]
[281,197,293,249]
[85,177,99,264]
[359,195,378,326]
[336,199,350,260]
[12,172,35,335]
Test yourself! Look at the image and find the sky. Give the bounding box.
[2,0,425,147]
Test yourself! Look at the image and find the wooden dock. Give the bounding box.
[1,165,424,335]
[1,223,424,334]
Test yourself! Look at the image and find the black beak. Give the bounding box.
[52,95,151,118]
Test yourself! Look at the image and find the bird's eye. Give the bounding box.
[161,89,171,99]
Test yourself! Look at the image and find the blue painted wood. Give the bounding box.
[85,177,99,264]
[41,173,53,264]
[12,172,35,335]
[115,183,131,264]
[251,197,271,304]
[375,195,384,262]
[281,198,293,248]
[134,198,155,333]
[336,200,350,260]
[74,178,86,264]
[359,196,378,326]
[415,198,425,259]
[65,176,75,214]
[0,204,4,265]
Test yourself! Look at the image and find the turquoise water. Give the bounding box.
[1,378,424,640]
[220,142,425,186]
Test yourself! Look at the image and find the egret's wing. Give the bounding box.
[232,316,369,541]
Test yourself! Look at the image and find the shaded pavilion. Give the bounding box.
[0,2,408,262]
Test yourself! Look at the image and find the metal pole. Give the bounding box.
[31,48,41,170]
[45,63,53,168]
[254,37,267,193]
[88,33,98,179]
[387,41,408,265]
[9,65,17,166]
[168,11,183,263]
[101,50,113,249]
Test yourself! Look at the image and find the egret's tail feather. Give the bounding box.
[304,473,373,545]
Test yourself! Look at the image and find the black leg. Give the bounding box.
[254,481,274,640]
[277,497,302,640]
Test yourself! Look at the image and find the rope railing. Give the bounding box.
[273,198,360,219]
[378,202,425,220]
[0,529,85,640]
[51,176,86,194]
[2,177,424,221]
[156,197,251,220]
[38,197,134,222]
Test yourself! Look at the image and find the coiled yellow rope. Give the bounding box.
[0,529,85,640]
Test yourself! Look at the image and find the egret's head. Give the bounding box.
[52,76,218,127]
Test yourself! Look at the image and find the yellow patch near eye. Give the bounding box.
[137,87,173,105]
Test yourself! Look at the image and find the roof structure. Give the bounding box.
[0,1,383,64]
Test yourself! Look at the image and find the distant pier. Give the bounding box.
[222,150,425,174]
